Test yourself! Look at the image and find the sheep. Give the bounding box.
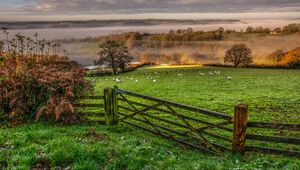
[199,71,205,76]
[209,71,214,76]
[226,76,232,80]
[214,71,221,75]
[153,79,157,83]
[115,78,122,83]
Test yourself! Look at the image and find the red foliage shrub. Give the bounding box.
[0,54,91,123]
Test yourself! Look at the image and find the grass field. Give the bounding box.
[1,66,300,169]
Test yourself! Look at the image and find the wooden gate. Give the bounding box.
[75,87,300,157]
[79,86,300,157]
[105,86,236,155]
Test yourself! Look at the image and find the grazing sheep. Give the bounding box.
[135,79,138,83]
[115,78,122,83]
[209,71,214,76]
[199,71,205,76]
[226,76,232,80]
[153,79,157,83]
[214,71,221,75]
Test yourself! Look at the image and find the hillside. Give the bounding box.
[0,19,242,30]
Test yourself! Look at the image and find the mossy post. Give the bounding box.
[104,86,118,125]
[232,104,248,154]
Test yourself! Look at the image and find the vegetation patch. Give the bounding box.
[83,128,109,141]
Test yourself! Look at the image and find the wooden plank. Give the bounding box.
[245,146,300,158]
[247,134,300,145]
[119,106,232,143]
[77,112,105,117]
[119,112,231,152]
[78,96,104,100]
[119,105,189,128]
[83,120,106,125]
[232,104,248,154]
[118,99,232,132]
[123,120,220,155]
[74,103,104,108]
[116,89,233,120]
[119,103,162,121]
[248,122,300,131]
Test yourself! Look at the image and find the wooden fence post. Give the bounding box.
[232,104,248,154]
[112,86,119,124]
[103,87,118,125]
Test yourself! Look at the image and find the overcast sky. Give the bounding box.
[0,0,300,21]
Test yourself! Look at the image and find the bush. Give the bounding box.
[0,54,91,124]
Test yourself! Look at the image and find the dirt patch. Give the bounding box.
[30,159,51,170]
[0,160,8,169]
[84,128,108,141]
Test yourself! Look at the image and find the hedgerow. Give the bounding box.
[0,54,91,125]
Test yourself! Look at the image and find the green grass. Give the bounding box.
[93,66,300,123]
[1,66,300,169]
[1,123,300,170]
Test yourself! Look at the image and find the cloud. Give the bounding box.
[0,0,299,21]
[17,0,300,14]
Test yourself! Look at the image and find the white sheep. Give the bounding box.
[115,78,122,83]
[226,76,232,80]
[214,71,221,75]
[199,72,205,76]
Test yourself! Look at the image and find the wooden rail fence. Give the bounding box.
[76,87,300,157]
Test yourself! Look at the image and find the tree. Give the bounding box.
[246,26,255,33]
[282,23,300,34]
[224,44,252,67]
[267,50,285,65]
[95,40,133,75]
[0,41,4,55]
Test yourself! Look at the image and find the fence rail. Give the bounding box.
[247,121,300,131]
[77,87,300,158]
[74,95,105,124]
[116,89,233,120]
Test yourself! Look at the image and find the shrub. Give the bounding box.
[0,54,91,124]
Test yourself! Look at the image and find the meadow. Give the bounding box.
[1,66,300,169]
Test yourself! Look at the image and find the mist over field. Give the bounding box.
[63,32,300,65]
[1,18,300,66]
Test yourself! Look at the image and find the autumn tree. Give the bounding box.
[224,43,252,67]
[95,40,133,74]
[282,23,300,34]
[267,50,285,65]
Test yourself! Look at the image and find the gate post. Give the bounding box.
[104,86,118,125]
[232,104,248,154]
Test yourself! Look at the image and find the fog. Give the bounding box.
[63,33,300,66]
[3,19,300,40]
[1,19,300,65]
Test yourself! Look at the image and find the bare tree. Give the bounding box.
[224,43,252,67]
[0,41,4,56]
[95,40,133,75]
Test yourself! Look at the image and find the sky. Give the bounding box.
[0,0,300,21]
